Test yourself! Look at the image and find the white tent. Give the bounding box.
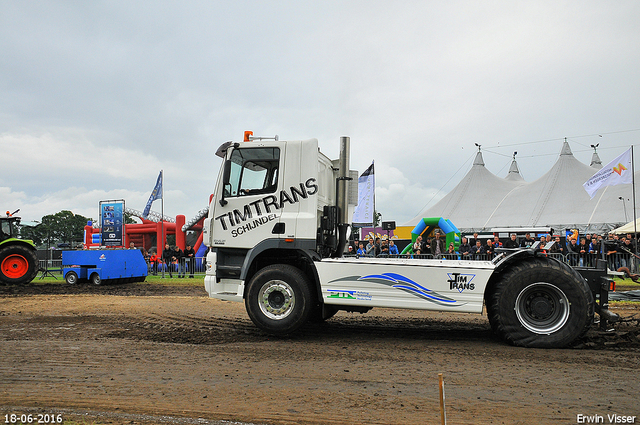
[405,150,526,230]
[611,218,640,234]
[404,142,635,233]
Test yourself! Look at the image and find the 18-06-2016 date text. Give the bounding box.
[4,413,63,424]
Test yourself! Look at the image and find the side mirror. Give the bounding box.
[219,156,232,207]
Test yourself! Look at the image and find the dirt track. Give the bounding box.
[1,283,639,425]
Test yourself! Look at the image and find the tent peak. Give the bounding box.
[473,151,485,166]
[590,143,602,168]
[560,140,573,156]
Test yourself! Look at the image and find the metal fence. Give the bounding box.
[37,252,638,280]
[352,252,638,273]
[38,257,209,279]
[147,257,208,277]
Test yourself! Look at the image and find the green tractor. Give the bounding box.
[0,211,39,285]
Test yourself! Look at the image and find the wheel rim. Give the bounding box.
[515,282,570,334]
[66,273,78,284]
[1,254,29,279]
[91,273,101,285]
[258,279,295,320]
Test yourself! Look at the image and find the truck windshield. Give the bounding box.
[227,147,280,196]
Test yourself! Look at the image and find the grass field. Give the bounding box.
[31,274,205,286]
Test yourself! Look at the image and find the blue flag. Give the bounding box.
[143,171,162,218]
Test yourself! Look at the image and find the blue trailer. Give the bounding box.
[62,249,148,285]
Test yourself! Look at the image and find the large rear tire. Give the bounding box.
[0,244,39,285]
[245,264,315,335]
[486,257,593,348]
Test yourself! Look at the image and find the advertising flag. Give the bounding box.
[352,162,375,226]
[583,148,632,199]
[143,171,163,218]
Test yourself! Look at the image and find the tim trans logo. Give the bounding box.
[447,273,476,293]
[215,178,318,238]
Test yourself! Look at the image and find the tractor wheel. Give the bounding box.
[0,244,39,285]
[486,257,593,348]
[245,264,315,335]
[90,272,102,286]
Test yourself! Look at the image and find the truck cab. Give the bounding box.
[203,133,352,304]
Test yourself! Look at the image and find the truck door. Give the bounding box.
[210,145,283,248]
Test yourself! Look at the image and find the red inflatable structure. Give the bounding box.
[84,214,206,257]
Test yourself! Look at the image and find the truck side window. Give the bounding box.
[227,147,280,197]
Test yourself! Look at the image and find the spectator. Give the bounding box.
[588,235,600,258]
[568,238,580,266]
[423,237,431,253]
[604,234,619,270]
[471,232,480,247]
[620,238,632,268]
[380,239,389,256]
[413,236,423,253]
[366,239,375,257]
[471,240,486,260]
[431,231,445,259]
[149,250,160,275]
[485,239,494,259]
[174,245,185,278]
[550,235,564,256]
[503,233,518,249]
[538,235,547,249]
[184,244,196,278]
[459,237,472,258]
[374,237,382,257]
[493,236,502,248]
[357,242,366,256]
[162,243,175,277]
[520,233,534,248]
[389,240,399,256]
[445,242,457,260]
[578,238,588,266]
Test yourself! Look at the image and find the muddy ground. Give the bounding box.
[1,283,639,425]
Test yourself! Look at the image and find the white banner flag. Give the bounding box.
[583,147,632,199]
[352,162,375,226]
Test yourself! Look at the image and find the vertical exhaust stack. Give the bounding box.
[334,136,351,257]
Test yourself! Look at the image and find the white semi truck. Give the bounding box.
[202,132,618,348]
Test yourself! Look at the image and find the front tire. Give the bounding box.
[486,257,593,348]
[245,265,315,335]
[0,245,39,285]
[65,271,78,285]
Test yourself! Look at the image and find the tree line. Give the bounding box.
[19,210,138,249]
[20,210,91,248]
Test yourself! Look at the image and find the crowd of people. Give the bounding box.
[350,231,638,270]
[130,241,197,278]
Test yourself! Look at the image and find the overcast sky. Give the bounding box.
[2,1,639,226]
